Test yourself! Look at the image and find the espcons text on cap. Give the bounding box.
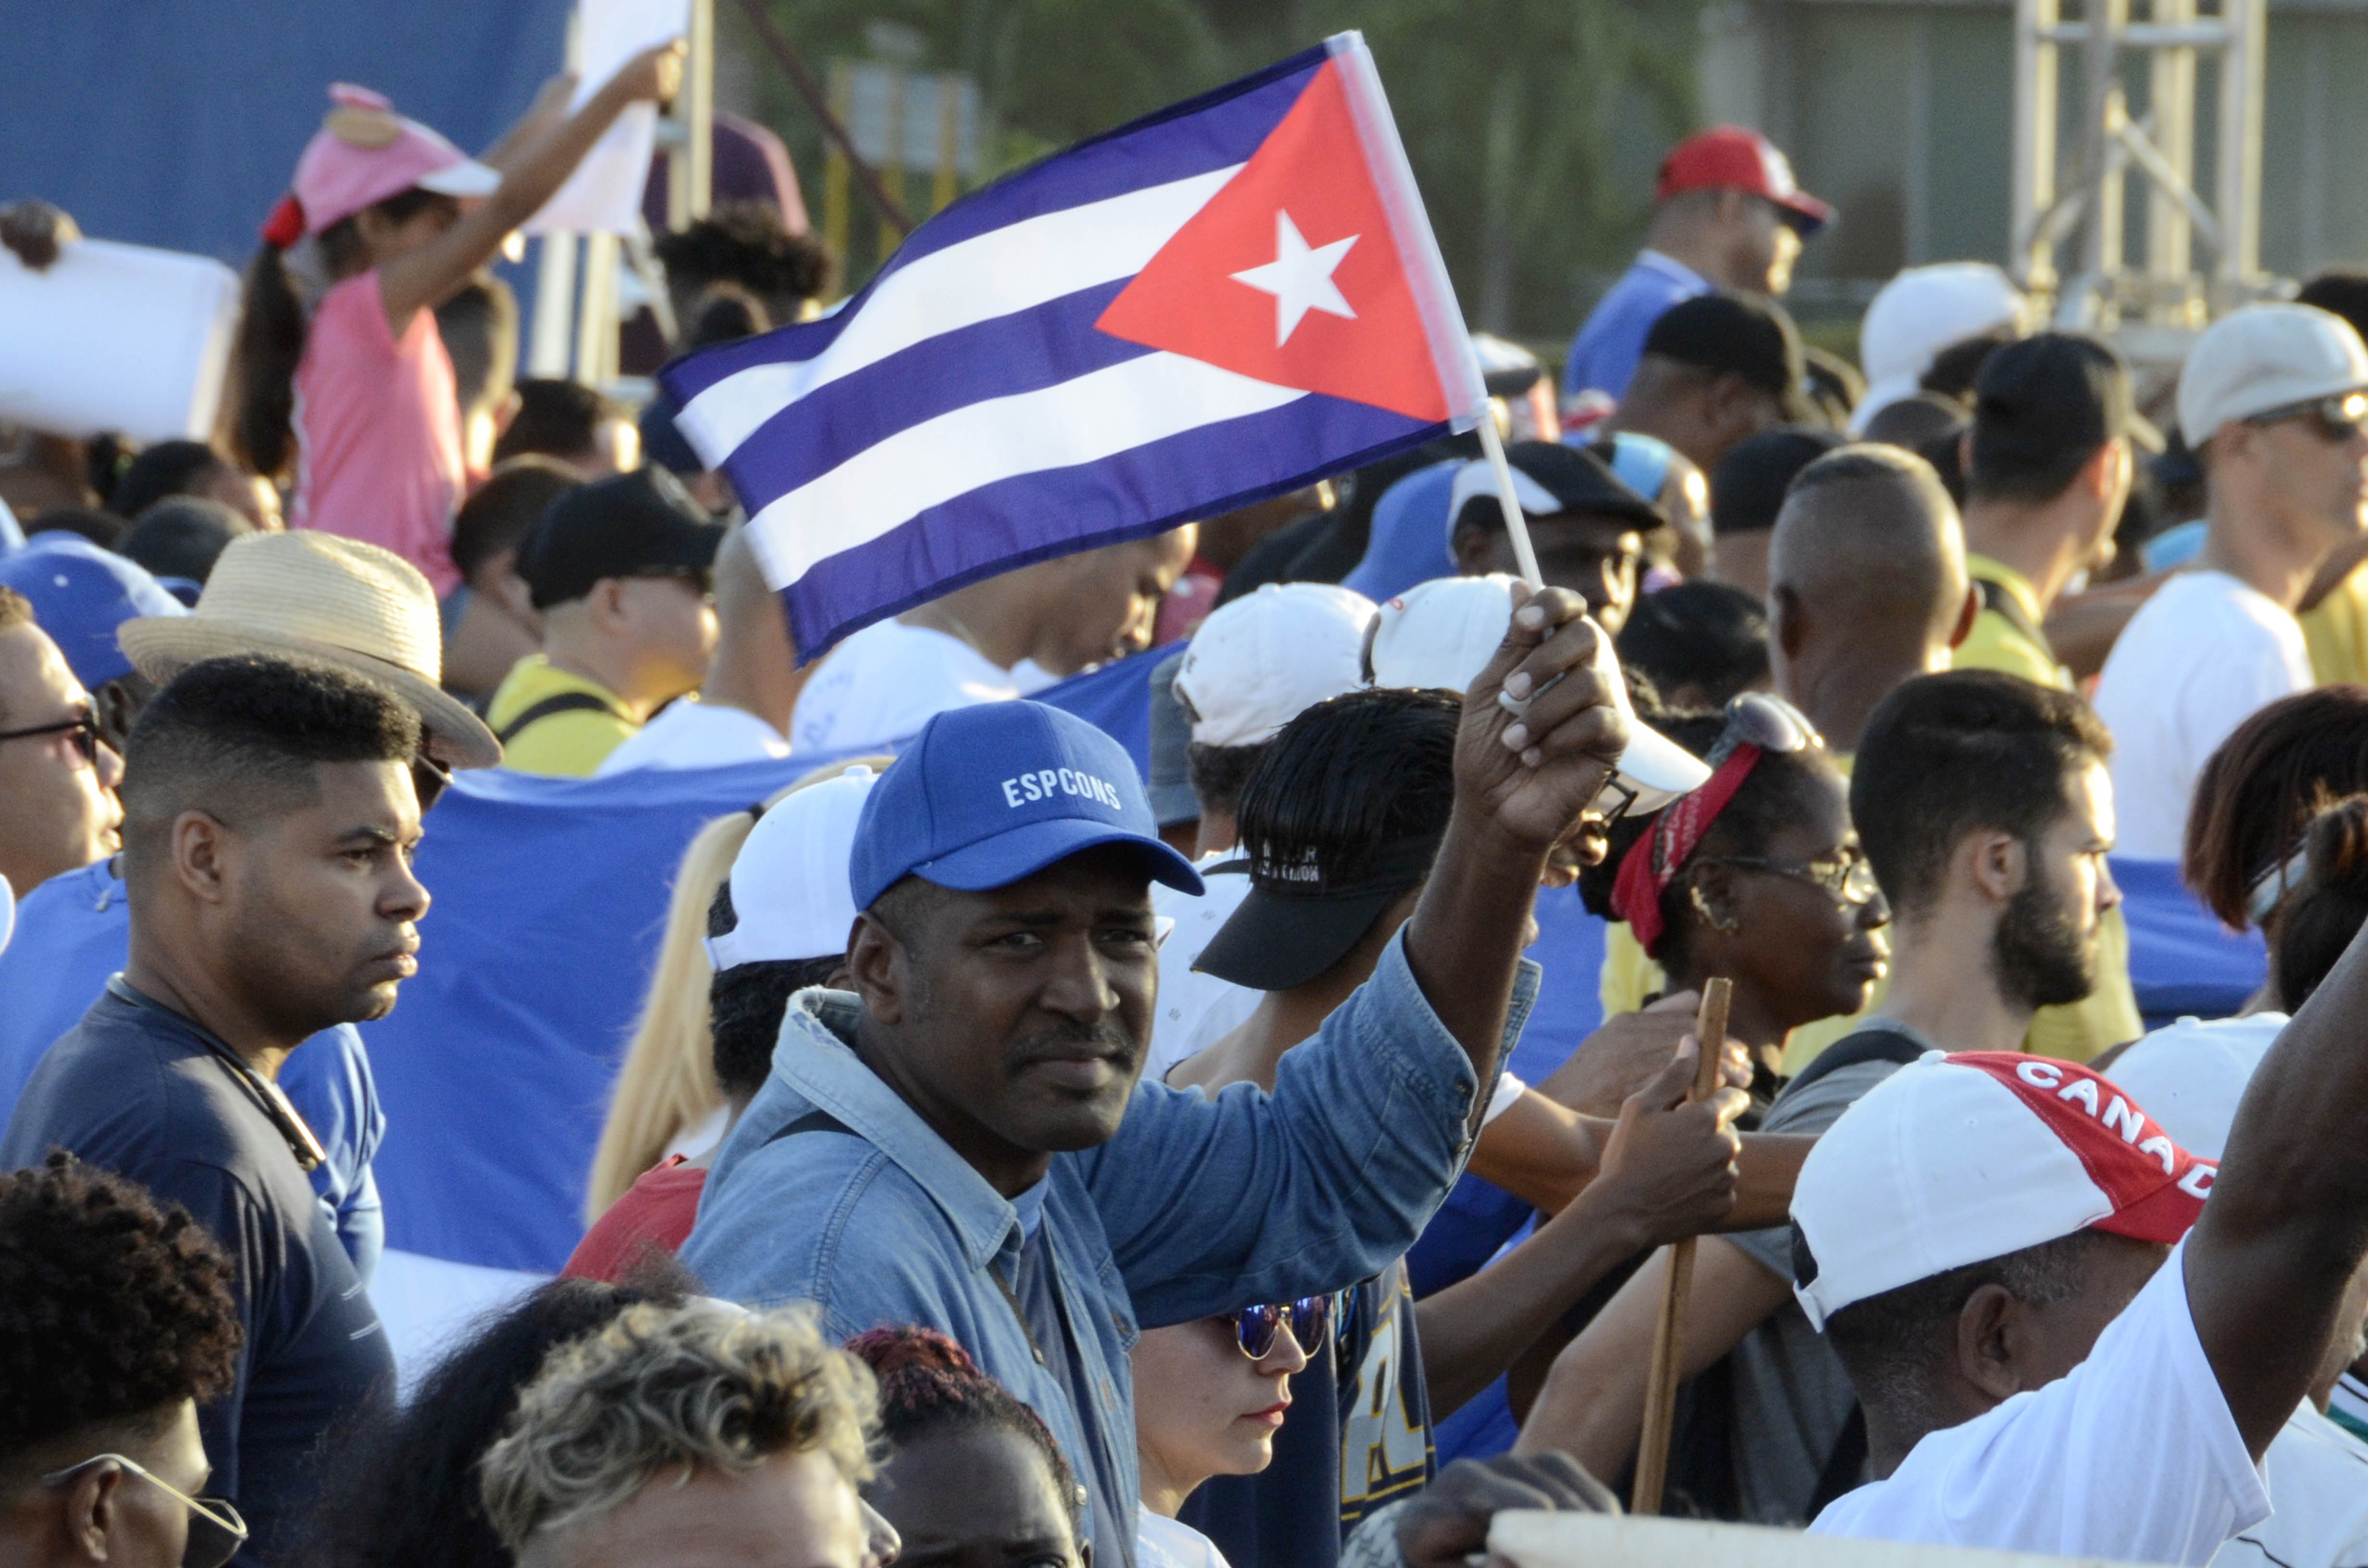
[1000,768,1126,810]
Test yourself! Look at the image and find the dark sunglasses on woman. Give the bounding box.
[1229,1294,1332,1360]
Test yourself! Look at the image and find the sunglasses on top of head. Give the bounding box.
[1229,1294,1332,1360]
[1704,692,1821,769]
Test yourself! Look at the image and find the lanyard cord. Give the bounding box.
[104,976,326,1173]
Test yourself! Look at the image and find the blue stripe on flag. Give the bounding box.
[662,52,1325,408]
[716,282,1147,516]
[778,392,1433,652]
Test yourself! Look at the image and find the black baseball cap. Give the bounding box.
[518,467,727,610]
[1449,439,1667,539]
[1644,290,1810,411]
[1193,831,1444,992]
[1970,331,2157,482]
[1708,425,1841,536]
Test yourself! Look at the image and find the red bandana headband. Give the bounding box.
[1610,743,1764,958]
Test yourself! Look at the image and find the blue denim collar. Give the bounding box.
[771,990,1025,1272]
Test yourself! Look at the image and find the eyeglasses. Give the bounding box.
[1704,847,1882,907]
[43,1454,247,1568]
[2245,391,2368,443]
[0,709,103,765]
[1705,693,1821,769]
[1230,1295,1332,1361]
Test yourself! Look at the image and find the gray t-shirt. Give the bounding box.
[1722,1022,1930,1523]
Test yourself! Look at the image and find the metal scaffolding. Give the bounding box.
[2010,0,2268,327]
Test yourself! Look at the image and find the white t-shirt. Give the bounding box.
[2094,571,2313,860]
[2213,1404,2368,1568]
[1147,857,1259,1084]
[592,698,790,775]
[789,618,1019,754]
[1811,1238,2270,1562]
[1139,1511,1232,1568]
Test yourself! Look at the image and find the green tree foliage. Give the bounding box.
[730,0,1702,339]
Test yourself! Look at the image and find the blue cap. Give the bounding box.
[0,535,185,689]
[851,700,1205,910]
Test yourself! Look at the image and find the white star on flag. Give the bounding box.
[1230,210,1358,347]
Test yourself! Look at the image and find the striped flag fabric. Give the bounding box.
[660,32,1486,661]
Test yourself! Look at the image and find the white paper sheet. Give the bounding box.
[525,0,691,235]
[0,238,240,443]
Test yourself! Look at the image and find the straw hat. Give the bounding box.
[117,531,502,769]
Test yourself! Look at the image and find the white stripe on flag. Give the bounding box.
[745,352,1306,588]
[677,164,1244,463]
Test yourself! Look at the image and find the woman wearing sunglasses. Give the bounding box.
[1132,1297,1326,1568]
[1588,693,1892,1105]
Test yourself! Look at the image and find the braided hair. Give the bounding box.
[0,1152,241,1473]
[843,1326,1083,1532]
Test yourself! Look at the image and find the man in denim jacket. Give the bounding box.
[685,585,1629,1567]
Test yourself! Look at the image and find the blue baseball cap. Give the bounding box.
[851,701,1205,910]
[0,534,185,690]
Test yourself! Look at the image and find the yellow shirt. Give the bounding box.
[483,655,637,777]
[1596,745,2143,1070]
[1956,555,2073,692]
[2300,565,2368,686]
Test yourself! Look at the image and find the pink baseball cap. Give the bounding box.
[1791,1052,2216,1331]
[268,84,500,245]
[1657,126,1833,233]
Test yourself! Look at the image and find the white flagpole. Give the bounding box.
[1475,411,1544,590]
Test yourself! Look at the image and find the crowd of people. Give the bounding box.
[6,50,2368,1568]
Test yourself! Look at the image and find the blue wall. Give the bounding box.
[0,0,572,265]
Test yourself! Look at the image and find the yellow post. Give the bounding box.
[881,65,907,270]
[933,73,962,213]
[823,59,852,290]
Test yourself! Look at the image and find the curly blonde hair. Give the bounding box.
[478,1300,876,1553]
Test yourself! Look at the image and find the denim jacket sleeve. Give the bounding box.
[1078,926,1538,1328]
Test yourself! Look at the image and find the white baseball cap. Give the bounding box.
[705,768,878,971]
[1791,1052,2215,1331]
[1850,263,2031,436]
[1362,575,1712,812]
[2103,1015,2282,1161]
[1172,582,1376,748]
[2176,303,2368,447]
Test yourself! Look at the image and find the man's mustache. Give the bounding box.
[1006,1019,1141,1074]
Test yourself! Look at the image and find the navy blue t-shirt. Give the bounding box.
[1178,1260,1433,1567]
[0,991,394,1564]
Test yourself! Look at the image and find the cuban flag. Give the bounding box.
[660,33,1486,661]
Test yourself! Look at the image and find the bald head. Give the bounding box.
[1767,445,1973,751]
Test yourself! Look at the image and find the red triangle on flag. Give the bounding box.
[1095,59,1451,425]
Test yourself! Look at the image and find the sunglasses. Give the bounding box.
[0,708,103,765]
[1703,847,1882,907]
[1230,1295,1332,1360]
[1705,692,1821,769]
[2245,391,2368,443]
[633,564,715,598]
[43,1454,247,1568]
[411,747,452,814]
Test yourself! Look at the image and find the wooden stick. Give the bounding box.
[1630,976,1733,1516]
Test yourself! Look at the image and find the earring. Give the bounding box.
[1690,882,1741,934]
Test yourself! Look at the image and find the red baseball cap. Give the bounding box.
[1657,126,1833,234]
[1791,1052,2213,1330]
